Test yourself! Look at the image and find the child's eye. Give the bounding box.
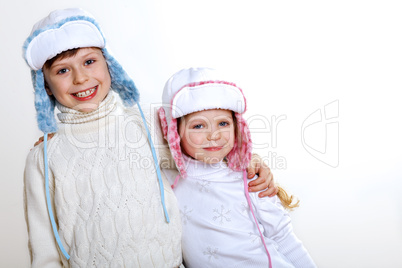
[85,59,95,65]
[193,124,204,129]
[219,121,229,127]
[57,68,69,74]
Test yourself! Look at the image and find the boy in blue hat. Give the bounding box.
[23,8,275,267]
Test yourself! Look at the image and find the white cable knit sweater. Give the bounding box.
[24,94,183,267]
[163,156,316,268]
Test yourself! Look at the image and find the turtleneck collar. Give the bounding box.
[56,93,116,124]
[182,154,231,179]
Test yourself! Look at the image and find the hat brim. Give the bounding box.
[171,81,246,119]
[25,19,105,70]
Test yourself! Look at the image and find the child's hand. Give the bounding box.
[247,154,278,198]
[33,133,55,147]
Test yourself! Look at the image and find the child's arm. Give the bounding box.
[32,133,55,147]
[254,195,317,267]
[150,107,176,170]
[24,148,63,267]
[247,154,278,198]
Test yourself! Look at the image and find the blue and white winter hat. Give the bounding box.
[23,8,139,133]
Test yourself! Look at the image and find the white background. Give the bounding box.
[1,0,401,267]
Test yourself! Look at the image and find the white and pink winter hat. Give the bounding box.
[158,67,253,181]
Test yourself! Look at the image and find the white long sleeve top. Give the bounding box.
[24,94,183,267]
[163,156,316,268]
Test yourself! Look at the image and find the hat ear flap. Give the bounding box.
[33,69,58,133]
[226,113,252,171]
[102,48,139,106]
[158,107,169,140]
[167,118,187,178]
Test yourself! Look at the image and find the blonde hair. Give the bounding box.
[276,185,300,210]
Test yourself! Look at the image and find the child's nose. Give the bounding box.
[73,70,89,85]
[207,130,221,141]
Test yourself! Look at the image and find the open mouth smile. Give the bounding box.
[71,86,98,100]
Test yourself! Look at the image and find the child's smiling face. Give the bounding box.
[179,109,235,164]
[43,47,111,113]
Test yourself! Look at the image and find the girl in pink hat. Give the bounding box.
[159,67,316,268]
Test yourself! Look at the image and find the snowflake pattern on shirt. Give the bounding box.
[203,246,219,262]
[249,232,262,244]
[240,201,248,214]
[180,205,193,225]
[197,179,211,192]
[212,205,231,225]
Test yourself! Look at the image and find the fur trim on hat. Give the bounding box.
[170,80,246,119]
[158,107,188,178]
[226,113,253,171]
[159,67,253,182]
[23,9,139,133]
[23,15,105,70]
[33,69,58,133]
[102,48,139,107]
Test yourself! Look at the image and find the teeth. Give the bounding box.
[73,87,96,98]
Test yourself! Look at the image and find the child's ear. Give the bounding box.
[177,118,185,138]
[44,81,53,96]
